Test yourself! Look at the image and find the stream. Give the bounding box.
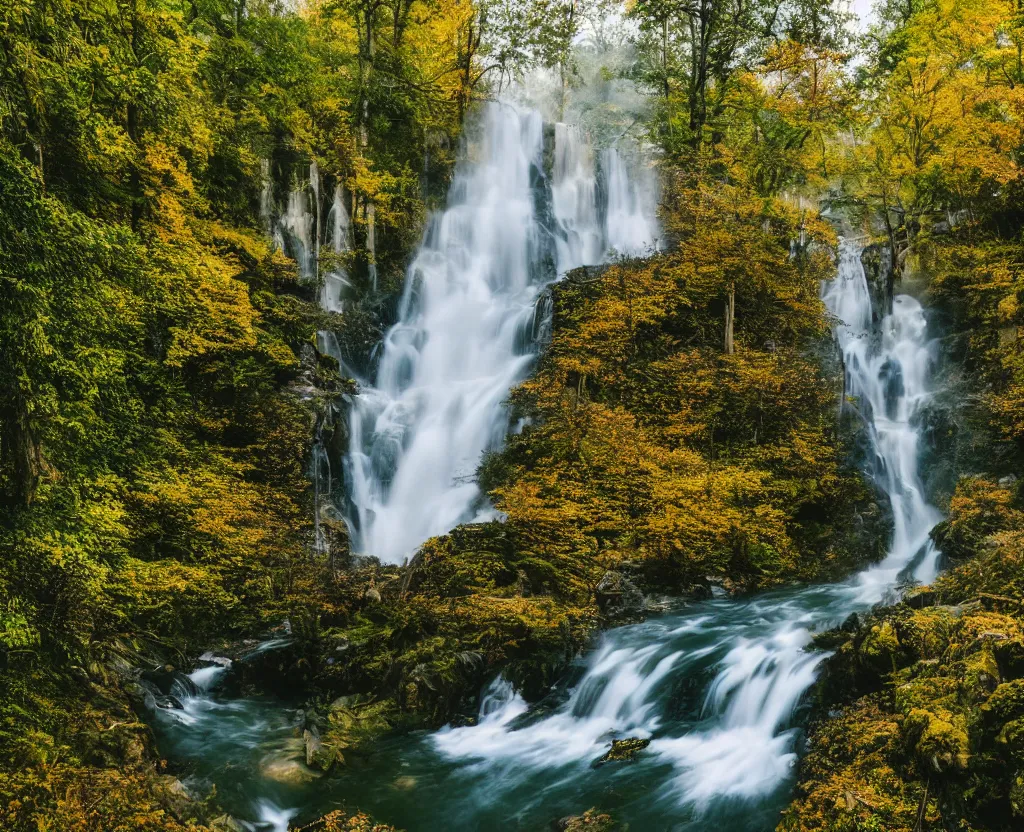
[149,105,945,831]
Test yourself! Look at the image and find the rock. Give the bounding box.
[594,737,650,765]
[210,815,247,832]
[688,583,713,601]
[393,775,416,790]
[259,756,320,786]
[905,587,936,609]
[840,612,861,632]
[554,809,618,831]
[999,474,1018,489]
[156,775,193,818]
[154,694,185,710]
[304,726,340,770]
[595,571,645,620]
[996,640,1024,681]
[141,666,198,698]
[198,652,232,668]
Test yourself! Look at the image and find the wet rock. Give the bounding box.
[905,587,936,609]
[594,737,650,765]
[840,612,861,632]
[198,651,232,668]
[595,571,645,620]
[141,666,199,698]
[553,809,618,831]
[688,582,713,601]
[154,694,185,710]
[304,725,340,770]
[260,756,320,786]
[393,775,416,790]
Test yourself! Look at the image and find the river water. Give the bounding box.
[150,109,944,830]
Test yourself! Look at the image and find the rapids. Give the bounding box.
[149,116,946,828]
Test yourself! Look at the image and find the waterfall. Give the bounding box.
[826,241,944,594]
[602,146,660,257]
[344,103,659,564]
[280,182,314,280]
[552,123,604,270]
[147,228,948,827]
[320,183,352,313]
[430,238,945,815]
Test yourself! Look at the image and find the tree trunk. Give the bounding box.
[8,396,43,506]
[724,282,735,354]
[662,17,672,139]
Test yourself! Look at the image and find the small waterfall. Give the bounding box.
[826,241,944,593]
[280,182,315,280]
[602,147,660,257]
[430,238,945,814]
[552,123,604,270]
[344,103,660,564]
[320,183,352,313]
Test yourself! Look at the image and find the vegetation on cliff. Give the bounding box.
[0,0,477,827]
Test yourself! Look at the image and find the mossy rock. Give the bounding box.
[861,620,901,673]
[555,809,619,831]
[594,737,650,765]
[318,696,399,764]
[903,707,969,773]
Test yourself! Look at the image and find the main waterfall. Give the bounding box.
[344,103,658,564]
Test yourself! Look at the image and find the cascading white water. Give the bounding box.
[602,146,660,257]
[344,103,658,564]
[827,241,944,594]
[552,123,604,269]
[320,183,352,313]
[432,238,945,814]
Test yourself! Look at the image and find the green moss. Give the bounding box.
[595,737,651,764]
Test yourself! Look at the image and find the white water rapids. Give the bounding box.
[344,103,659,564]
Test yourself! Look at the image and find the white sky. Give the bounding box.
[849,0,877,30]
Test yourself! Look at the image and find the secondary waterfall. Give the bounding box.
[344,103,659,564]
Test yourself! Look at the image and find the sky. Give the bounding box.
[849,0,877,29]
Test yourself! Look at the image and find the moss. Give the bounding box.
[595,737,651,764]
[787,479,1024,830]
[557,809,620,831]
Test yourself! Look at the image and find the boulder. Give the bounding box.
[595,571,645,620]
[594,737,650,765]
[259,756,320,786]
[304,726,341,771]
